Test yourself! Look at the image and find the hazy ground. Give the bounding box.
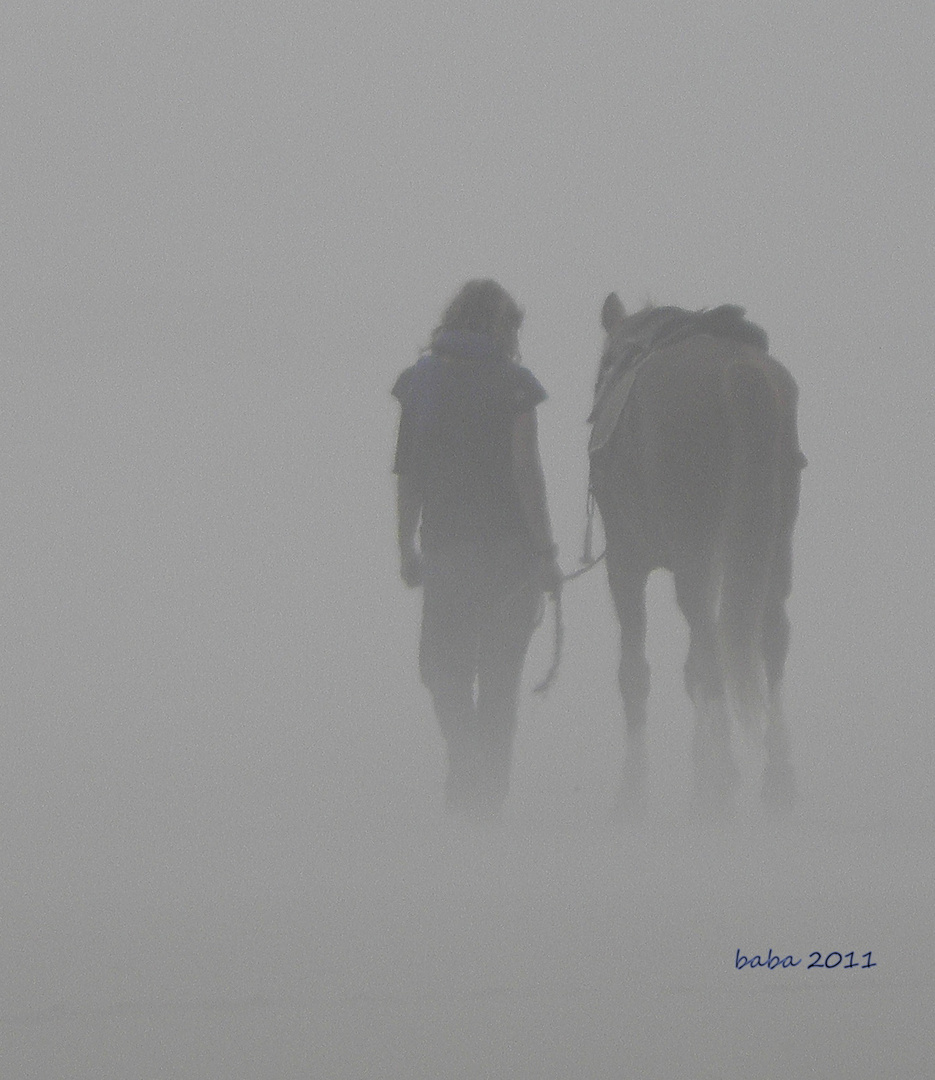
[1,735,931,1079]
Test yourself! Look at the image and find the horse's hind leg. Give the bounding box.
[675,563,740,816]
[606,554,650,818]
[760,536,796,810]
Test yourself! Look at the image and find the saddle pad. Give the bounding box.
[588,306,771,457]
[588,357,649,456]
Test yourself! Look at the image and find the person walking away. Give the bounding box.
[392,279,562,819]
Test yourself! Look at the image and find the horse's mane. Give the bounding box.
[694,305,769,351]
[623,303,769,354]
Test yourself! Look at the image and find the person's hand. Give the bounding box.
[534,553,564,597]
[400,547,423,588]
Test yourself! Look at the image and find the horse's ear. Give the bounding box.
[601,293,626,332]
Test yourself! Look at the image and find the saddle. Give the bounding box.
[588,305,769,456]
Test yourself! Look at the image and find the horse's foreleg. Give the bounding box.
[760,553,796,810]
[607,557,650,817]
[762,690,795,810]
[676,564,739,816]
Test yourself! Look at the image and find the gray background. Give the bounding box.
[2,2,933,1077]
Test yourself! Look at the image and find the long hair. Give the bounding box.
[431,279,524,362]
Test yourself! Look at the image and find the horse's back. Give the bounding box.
[622,332,799,469]
[593,334,801,567]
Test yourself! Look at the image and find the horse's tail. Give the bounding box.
[719,359,782,728]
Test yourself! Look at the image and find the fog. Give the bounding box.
[2,1,933,1077]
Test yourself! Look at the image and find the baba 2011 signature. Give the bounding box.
[735,949,877,971]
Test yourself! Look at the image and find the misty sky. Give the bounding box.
[2,2,934,1075]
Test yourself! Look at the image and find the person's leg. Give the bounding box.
[419,556,481,812]
[474,559,542,815]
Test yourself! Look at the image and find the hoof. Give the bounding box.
[692,771,739,823]
[692,789,735,824]
[614,751,647,822]
[612,785,646,824]
[762,765,797,812]
[691,757,741,822]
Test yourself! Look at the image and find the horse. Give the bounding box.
[588,293,806,818]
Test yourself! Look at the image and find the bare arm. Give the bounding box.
[512,409,562,592]
[397,473,421,551]
[511,409,554,552]
[396,473,423,587]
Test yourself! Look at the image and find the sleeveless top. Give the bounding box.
[392,350,546,552]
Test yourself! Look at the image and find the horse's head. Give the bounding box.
[596,294,663,395]
[596,295,699,400]
[601,292,628,334]
[594,293,630,398]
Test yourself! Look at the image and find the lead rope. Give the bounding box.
[532,489,606,695]
[533,591,564,694]
[582,487,596,565]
